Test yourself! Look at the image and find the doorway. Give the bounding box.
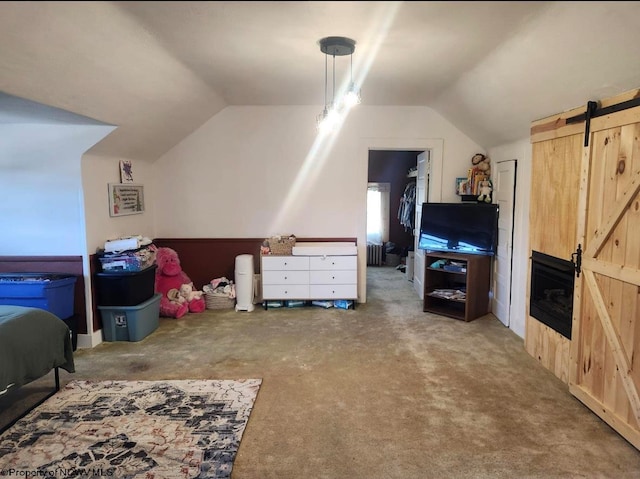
[367,151,421,271]
[361,139,443,303]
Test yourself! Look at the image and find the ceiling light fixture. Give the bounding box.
[316,36,360,132]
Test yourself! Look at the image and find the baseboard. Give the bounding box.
[77,329,103,349]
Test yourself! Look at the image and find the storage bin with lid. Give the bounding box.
[95,264,157,307]
[98,293,161,342]
[0,273,77,319]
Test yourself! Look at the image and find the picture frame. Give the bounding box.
[119,160,134,183]
[108,183,144,217]
[455,177,470,196]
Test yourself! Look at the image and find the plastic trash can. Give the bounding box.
[234,254,255,312]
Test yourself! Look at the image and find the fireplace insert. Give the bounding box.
[529,251,575,339]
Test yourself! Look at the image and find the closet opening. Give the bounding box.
[366,150,422,271]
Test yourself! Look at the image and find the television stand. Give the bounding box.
[423,251,491,322]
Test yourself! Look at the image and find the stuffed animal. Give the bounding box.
[477,180,493,203]
[154,247,206,318]
[471,153,491,178]
[167,288,186,305]
[179,282,204,303]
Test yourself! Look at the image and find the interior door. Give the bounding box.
[413,151,430,298]
[569,107,640,450]
[492,160,517,327]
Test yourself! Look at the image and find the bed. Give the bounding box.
[0,305,75,432]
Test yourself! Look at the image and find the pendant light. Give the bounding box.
[316,36,360,132]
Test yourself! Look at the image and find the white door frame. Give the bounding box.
[359,138,444,303]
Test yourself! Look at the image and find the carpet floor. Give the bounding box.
[1,266,639,478]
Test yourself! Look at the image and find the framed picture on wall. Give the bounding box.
[108,183,144,217]
[119,160,134,183]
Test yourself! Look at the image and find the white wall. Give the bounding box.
[0,123,114,254]
[488,138,532,339]
[153,105,484,301]
[82,154,155,253]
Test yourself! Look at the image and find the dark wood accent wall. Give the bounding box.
[0,256,87,334]
[152,238,358,291]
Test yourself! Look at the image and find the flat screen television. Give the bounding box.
[418,202,499,256]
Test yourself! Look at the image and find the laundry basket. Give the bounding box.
[203,285,235,310]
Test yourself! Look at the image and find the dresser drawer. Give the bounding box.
[309,270,357,285]
[262,284,309,299]
[309,255,356,270]
[262,270,309,285]
[309,284,357,299]
[261,256,309,271]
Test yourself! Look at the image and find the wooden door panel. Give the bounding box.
[570,106,640,449]
[530,135,582,259]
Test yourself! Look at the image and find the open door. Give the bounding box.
[492,159,516,327]
[413,151,430,299]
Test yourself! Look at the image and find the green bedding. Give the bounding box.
[0,305,75,393]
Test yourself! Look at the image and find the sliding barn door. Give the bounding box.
[569,105,640,450]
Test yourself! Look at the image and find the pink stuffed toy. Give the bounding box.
[154,247,206,318]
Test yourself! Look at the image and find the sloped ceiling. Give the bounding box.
[1,1,639,161]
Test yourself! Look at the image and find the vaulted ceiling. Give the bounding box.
[1,1,639,161]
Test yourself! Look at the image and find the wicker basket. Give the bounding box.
[266,234,296,256]
[203,285,235,310]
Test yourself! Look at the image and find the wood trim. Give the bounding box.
[570,383,640,451]
[152,237,357,294]
[583,270,640,425]
[584,167,640,258]
[582,258,640,286]
[531,88,640,143]
[569,140,592,388]
[589,105,640,134]
[0,256,87,334]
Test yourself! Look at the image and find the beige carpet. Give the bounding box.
[2,266,639,478]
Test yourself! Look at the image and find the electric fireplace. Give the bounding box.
[529,251,575,339]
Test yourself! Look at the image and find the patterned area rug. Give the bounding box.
[0,379,261,478]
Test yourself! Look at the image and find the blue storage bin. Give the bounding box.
[98,293,161,342]
[0,273,77,319]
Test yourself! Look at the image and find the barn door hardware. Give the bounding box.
[582,101,598,147]
[566,96,640,147]
[571,244,582,278]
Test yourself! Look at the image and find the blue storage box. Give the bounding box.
[98,293,161,342]
[0,273,77,319]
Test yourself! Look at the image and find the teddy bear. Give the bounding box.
[154,247,206,318]
[477,180,493,203]
[179,282,204,303]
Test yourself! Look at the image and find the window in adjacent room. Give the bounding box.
[366,182,390,245]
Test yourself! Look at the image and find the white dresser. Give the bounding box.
[261,243,357,308]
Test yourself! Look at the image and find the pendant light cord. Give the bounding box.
[324,53,328,111]
[332,54,336,108]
